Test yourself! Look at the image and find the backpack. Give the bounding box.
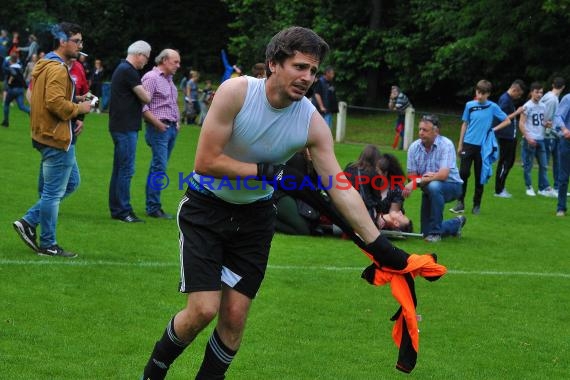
[7,63,26,88]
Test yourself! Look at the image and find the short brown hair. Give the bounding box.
[265,26,329,78]
[476,79,492,94]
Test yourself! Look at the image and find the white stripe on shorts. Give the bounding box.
[221,266,242,288]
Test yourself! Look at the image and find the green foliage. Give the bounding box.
[3,0,570,106]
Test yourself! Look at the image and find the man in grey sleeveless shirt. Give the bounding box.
[142,27,413,379]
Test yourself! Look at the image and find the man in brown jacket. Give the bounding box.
[13,22,91,258]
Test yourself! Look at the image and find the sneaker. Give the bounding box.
[424,234,441,243]
[449,201,464,214]
[494,189,512,198]
[13,219,39,252]
[113,213,145,223]
[556,210,566,217]
[147,209,173,220]
[472,205,480,215]
[1,120,8,127]
[526,187,536,196]
[38,244,77,258]
[454,216,467,238]
[538,187,557,198]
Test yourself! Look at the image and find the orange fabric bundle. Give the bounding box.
[361,253,447,373]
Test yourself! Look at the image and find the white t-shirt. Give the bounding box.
[522,99,546,140]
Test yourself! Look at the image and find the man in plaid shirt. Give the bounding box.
[404,114,465,242]
[142,48,181,219]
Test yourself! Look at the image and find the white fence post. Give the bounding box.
[403,106,415,150]
[335,101,347,143]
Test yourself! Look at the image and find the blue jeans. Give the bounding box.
[23,145,80,248]
[522,139,550,190]
[557,138,570,212]
[145,123,178,214]
[324,113,333,129]
[421,180,463,236]
[544,138,559,190]
[109,131,138,218]
[3,87,30,122]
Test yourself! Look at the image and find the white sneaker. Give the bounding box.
[494,190,512,198]
[538,187,557,198]
[526,187,536,196]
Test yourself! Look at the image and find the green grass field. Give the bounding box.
[1,107,569,379]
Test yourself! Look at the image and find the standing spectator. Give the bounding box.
[519,81,556,197]
[311,66,337,129]
[493,79,526,198]
[198,79,213,125]
[251,62,266,78]
[7,31,19,57]
[451,80,511,215]
[2,53,30,127]
[405,114,465,242]
[388,85,412,150]
[541,77,566,196]
[141,26,413,379]
[108,40,152,223]
[184,70,200,124]
[17,34,39,63]
[12,22,91,257]
[23,53,38,85]
[220,49,240,83]
[141,49,181,219]
[554,93,570,216]
[78,52,91,79]
[0,29,8,61]
[90,59,104,113]
[68,57,89,96]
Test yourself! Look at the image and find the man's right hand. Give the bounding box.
[256,163,287,180]
[78,101,91,114]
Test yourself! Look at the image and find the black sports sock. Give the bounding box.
[195,329,237,380]
[142,317,189,380]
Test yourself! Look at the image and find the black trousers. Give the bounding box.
[459,143,483,206]
[494,137,517,194]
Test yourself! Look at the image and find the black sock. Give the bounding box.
[143,317,189,380]
[195,329,237,380]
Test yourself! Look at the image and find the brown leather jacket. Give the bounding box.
[30,55,81,151]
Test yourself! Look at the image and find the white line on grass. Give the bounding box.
[1,259,569,279]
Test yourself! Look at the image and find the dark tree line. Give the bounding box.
[3,0,570,108]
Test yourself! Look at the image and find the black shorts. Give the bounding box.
[177,189,277,299]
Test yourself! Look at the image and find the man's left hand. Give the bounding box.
[74,120,84,135]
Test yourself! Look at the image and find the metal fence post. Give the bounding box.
[335,101,347,143]
[403,106,415,150]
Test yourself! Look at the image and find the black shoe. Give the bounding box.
[147,209,173,219]
[38,244,77,258]
[113,213,145,223]
[13,219,39,252]
[1,120,8,127]
[472,205,480,215]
